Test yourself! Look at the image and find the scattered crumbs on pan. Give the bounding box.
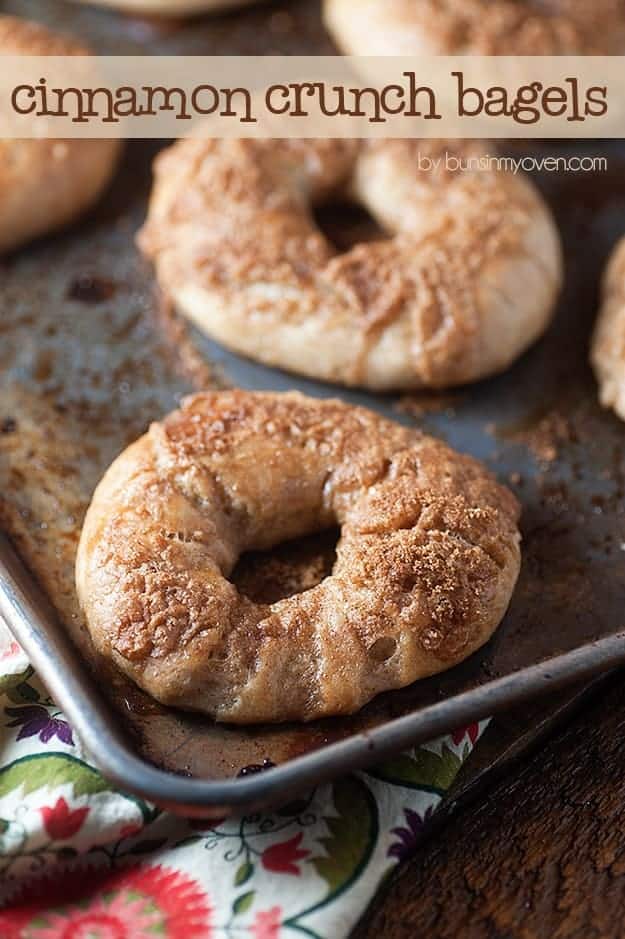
[0,417,16,434]
[480,660,499,680]
[394,391,461,420]
[508,471,524,487]
[33,349,55,383]
[537,478,571,513]
[66,274,117,304]
[489,408,577,465]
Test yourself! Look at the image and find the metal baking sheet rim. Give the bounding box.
[2,531,624,815]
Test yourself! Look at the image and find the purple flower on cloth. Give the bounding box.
[388,806,433,862]
[4,705,73,745]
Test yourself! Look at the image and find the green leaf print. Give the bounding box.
[0,753,155,822]
[1,671,35,698]
[367,744,462,794]
[234,860,254,886]
[0,753,109,799]
[311,776,378,900]
[232,890,255,915]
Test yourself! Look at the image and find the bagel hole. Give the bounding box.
[368,636,397,663]
[231,527,340,604]
[313,202,389,253]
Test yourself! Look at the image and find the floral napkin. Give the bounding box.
[0,617,484,938]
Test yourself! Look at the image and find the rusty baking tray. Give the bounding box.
[2,1,625,814]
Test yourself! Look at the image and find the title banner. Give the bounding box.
[0,56,623,138]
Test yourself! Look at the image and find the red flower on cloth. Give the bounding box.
[0,639,21,660]
[40,797,89,840]
[452,723,480,746]
[261,832,309,876]
[253,905,283,938]
[0,864,212,939]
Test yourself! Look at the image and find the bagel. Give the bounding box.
[323,0,625,55]
[76,390,521,724]
[69,0,262,16]
[0,16,120,254]
[138,138,563,392]
[591,238,625,421]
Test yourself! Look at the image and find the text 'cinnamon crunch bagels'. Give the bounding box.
[76,391,522,724]
[138,139,563,391]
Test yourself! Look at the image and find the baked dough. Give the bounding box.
[0,16,120,254]
[323,0,625,55]
[591,238,625,421]
[70,0,262,16]
[76,390,521,724]
[138,138,563,391]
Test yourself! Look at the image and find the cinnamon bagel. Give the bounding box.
[591,238,625,421]
[70,0,261,16]
[0,16,120,254]
[324,0,625,55]
[138,138,562,392]
[76,390,521,724]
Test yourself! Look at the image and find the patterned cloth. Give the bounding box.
[0,618,484,938]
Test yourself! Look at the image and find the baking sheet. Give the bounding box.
[1,0,625,808]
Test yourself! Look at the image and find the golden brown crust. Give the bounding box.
[323,0,625,55]
[591,238,625,421]
[138,138,562,391]
[0,16,121,254]
[76,390,521,723]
